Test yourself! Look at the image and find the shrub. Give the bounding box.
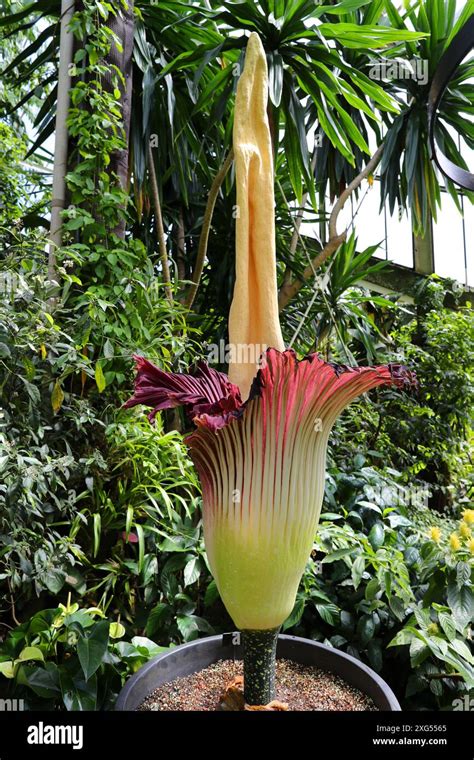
[0,599,166,710]
[284,457,474,709]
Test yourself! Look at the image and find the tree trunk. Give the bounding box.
[103,0,134,237]
[48,0,75,295]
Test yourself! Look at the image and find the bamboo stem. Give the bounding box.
[278,144,385,311]
[184,148,234,310]
[148,141,173,303]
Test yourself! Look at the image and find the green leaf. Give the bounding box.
[283,597,305,631]
[389,628,416,648]
[365,578,380,601]
[405,673,426,697]
[357,614,375,646]
[131,636,167,657]
[317,22,428,49]
[183,557,201,587]
[389,596,406,622]
[176,614,214,641]
[60,670,98,711]
[316,602,339,626]
[321,547,355,563]
[429,677,443,697]
[43,569,65,594]
[27,663,61,698]
[351,555,365,589]
[367,639,383,672]
[267,51,283,107]
[145,603,172,637]
[456,561,472,589]
[92,513,101,558]
[103,338,114,359]
[77,621,109,681]
[449,639,474,665]
[94,361,106,393]
[0,661,14,678]
[135,524,145,573]
[204,580,220,607]
[438,612,456,643]
[315,0,372,15]
[447,582,474,631]
[18,646,44,663]
[319,512,343,521]
[368,522,385,550]
[410,638,430,667]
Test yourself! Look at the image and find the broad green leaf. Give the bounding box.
[449,639,474,665]
[27,663,61,698]
[204,580,220,607]
[388,628,415,648]
[0,661,14,678]
[184,556,201,587]
[365,578,380,601]
[447,582,474,631]
[357,614,375,646]
[351,555,365,589]
[282,597,305,630]
[316,602,339,625]
[456,561,472,589]
[145,603,172,637]
[131,636,166,656]
[368,522,385,550]
[18,646,44,663]
[43,569,65,595]
[410,637,430,667]
[60,670,98,711]
[438,612,456,642]
[94,361,106,393]
[321,547,355,563]
[77,621,109,681]
[176,614,213,641]
[103,338,114,359]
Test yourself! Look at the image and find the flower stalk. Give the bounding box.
[242,628,280,705]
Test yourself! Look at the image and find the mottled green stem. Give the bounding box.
[242,628,279,705]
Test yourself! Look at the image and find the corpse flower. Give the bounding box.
[125,33,416,706]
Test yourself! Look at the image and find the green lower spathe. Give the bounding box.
[209,522,318,630]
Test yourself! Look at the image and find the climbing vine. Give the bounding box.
[54,1,187,396]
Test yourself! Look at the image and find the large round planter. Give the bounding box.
[116,633,401,711]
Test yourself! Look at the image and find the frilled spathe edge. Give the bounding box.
[124,348,417,434]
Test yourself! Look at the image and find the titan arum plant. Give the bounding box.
[125,33,416,707]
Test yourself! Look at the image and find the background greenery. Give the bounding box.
[0,0,473,711]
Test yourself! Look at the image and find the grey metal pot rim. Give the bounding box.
[116,632,401,712]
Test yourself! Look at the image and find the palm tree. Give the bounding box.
[3,0,473,335]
